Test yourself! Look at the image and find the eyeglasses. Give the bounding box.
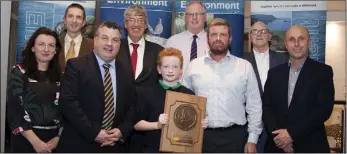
[185,12,206,17]
[250,29,270,35]
[127,18,145,24]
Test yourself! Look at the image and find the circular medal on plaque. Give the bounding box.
[173,104,197,131]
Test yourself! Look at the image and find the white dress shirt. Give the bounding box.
[253,49,270,90]
[183,51,263,144]
[128,36,145,79]
[94,51,117,111]
[64,33,83,57]
[165,30,209,78]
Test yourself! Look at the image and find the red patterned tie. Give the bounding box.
[131,43,139,75]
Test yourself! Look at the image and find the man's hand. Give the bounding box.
[95,129,113,144]
[101,128,122,147]
[282,143,294,153]
[47,136,60,150]
[244,142,257,153]
[272,129,293,149]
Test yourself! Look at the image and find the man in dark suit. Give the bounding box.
[57,21,136,152]
[117,5,163,88]
[243,21,288,152]
[58,3,93,73]
[117,5,163,152]
[263,25,334,153]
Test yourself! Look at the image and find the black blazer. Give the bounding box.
[243,50,288,95]
[117,39,164,88]
[262,58,334,152]
[57,52,136,152]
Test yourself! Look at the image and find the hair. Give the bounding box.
[123,5,148,24]
[64,3,86,20]
[207,18,232,36]
[185,1,206,13]
[157,48,184,69]
[94,21,122,37]
[21,27,62,82]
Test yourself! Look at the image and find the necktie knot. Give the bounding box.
[131,43,139,50]
[193,35,198,40]
[103,64,111,70]
[70,40,75,47]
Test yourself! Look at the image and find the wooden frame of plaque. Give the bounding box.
[160,91,207,153]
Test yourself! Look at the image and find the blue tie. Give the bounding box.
[190,35,198,61]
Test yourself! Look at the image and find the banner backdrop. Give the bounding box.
[100,0,173,47]
[16,1,96,63]
[251,1,326,63]
[174,0,245,57]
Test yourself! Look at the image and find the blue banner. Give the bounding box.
[16,1,96,63]
[174,0,245,57]
[100,0,173,47]
[251,1,327,63]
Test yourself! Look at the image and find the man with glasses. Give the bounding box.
[117,5,163,87]
[165,1,209,78]
[243,21,288,152]
[116,4,164,152]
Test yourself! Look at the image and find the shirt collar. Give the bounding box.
[127,36,145,47]
[93,51,116,69]
[288,58,306,71]
[253,48,270,56]
[186,30,206,40]
[204,50,232,63]
[65,33,83,44]
[158,80,181,90]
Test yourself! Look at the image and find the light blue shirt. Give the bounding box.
[94,51,117,112]
[183,51,263,144]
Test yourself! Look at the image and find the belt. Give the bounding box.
[32,125,59,130]
[206,124,243,131]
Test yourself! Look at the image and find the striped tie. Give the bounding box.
[101,64,115,130]
[190,35,198,61]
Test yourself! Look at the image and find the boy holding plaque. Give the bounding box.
[132,48,208,152]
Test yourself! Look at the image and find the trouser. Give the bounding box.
[202,125,247,153]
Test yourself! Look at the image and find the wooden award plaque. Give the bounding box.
[159,91,207,153]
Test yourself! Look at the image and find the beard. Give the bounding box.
[209,40,228,55]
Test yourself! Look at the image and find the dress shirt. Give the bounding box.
[64,33,83,57]
[253,49,270,90]
[94,51,117,112]
[183,51,262,144]
[288,59,305,106]
[165,30,209,78]
[128,36,145,79]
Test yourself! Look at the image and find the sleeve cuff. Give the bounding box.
[247,133,259,144]
[12,127,24,135]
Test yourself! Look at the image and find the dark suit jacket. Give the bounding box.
[117,39,163,87]
[243,50,288,95]
[58,33,94,73]
[57,52,136,153]
[262,58,334,153]
[117,39,163,151]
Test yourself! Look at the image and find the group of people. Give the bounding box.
[6,1,335,153]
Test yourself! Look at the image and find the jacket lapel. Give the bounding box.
[58,33,66,72]
[281,64,290,111]
[249,52,263,94]
[136,40,154,83]
[88,52,105,106]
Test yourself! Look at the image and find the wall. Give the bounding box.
[1,1,11,153]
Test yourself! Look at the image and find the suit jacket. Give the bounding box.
[58,33,94,73]
[117,39,163,88]
[262,58,334,153]
[243,50,288,95]
[57,52,136,153]
[117,39,163,151]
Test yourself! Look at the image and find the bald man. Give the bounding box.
[262,25,334,152]
[243,21,288,152]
